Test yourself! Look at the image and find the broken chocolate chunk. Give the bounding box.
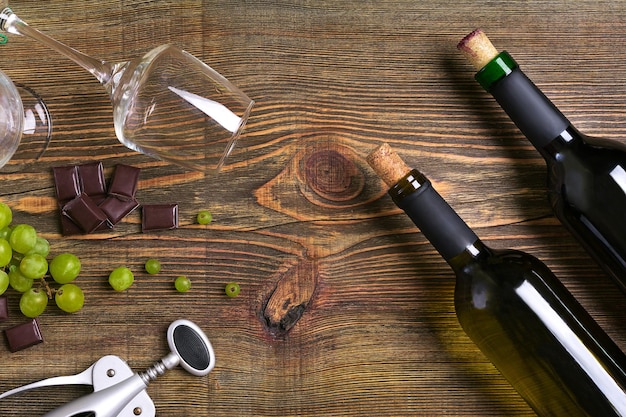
[77,161,107,203]
[59,213,84,236]
[0,296,7,322]
[142,204,179,232]
[5,319,44,352]
[52,165,81,203]
[108,164,140,200]
[99,195,140,225]
[62,193,110,233]
[60,212,110,236]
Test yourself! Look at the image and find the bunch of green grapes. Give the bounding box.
[0,202,84,318]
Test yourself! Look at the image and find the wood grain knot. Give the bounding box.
[254,138,387,227]
[262,257,318,338]
[303,149,364,202]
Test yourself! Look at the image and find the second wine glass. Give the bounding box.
[0,68,51,173]
[0,7,254,174]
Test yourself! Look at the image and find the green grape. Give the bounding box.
[19,253,48,280]
[0,270,8,295]
[19,288,48,318]
[144,258,161,275]
[0,226,12,241]
[0,238,12,267]
[196,210,212,225]
[225,282,240,297]
[108,267,134,291]
[50,253,81,284]
[8,265,33,293]
[9,224,37,254]
[27,237,50,257]
[55,283,84,313]
[0,202,12,229]
[174,276,191,292]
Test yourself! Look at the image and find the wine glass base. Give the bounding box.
[2,84,52,173]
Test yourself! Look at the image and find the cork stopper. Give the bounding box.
[457,29,499,70]
[366,143,411,187]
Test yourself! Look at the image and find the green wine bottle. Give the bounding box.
[367,143,626,417]
[459,29,626,294]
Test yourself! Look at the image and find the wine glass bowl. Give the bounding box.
[0,68,51,172]
[1,7,254,174]
[111,44,254,173]
[0,69,22,168]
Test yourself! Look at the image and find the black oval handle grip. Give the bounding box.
[167,320,215,376]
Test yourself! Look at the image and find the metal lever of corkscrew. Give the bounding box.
[0,319,215,417]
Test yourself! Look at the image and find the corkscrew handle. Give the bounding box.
[165,319,215,377]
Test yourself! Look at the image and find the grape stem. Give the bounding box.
[39,277,54,299]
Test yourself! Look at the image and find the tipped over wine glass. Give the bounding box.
[0,6,254,174]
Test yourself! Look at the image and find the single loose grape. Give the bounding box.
[225,282,240,297]
[9,224,37,254]
[27,237,50,258]
[196,210,212,225]
[20,253,48,279]
[8,265,32,293]
[108,267,134,291]
[55,283,84,313]
[0,202,12,229]
[144,258,161,275]
[19,288,48,318]
[0,270,8,295]
[0,238,12,267]
[174,276,191,292]
[50,253,81,284]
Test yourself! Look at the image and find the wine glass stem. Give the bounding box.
[2,8,114,86]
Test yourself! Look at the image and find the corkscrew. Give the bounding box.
[0,319,215,417]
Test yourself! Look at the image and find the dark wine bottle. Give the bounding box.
[367,143,626,417]
[458,29,626,294]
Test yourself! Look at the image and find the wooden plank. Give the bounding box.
[0,0,625,415]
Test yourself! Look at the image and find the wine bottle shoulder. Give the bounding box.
[544,131,626,285]
[546,128,626,156]
[545,130,626,203]
[451,245,547,287]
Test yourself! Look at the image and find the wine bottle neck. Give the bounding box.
[474,51,517,91]
[476,51,571,150]
[389,169,480,263]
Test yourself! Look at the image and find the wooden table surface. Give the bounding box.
[2,1,626,415]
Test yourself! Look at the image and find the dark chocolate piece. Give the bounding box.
[142,204,179,232]
[60,213,109,236]
[109,164,140,200]
[5,319,44,352]
[59,214,83,236]
[62,193,110,233]
[52,165,81,203]
[99,195,140,225]
[78,162,107,203]
[0,296,7,322]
